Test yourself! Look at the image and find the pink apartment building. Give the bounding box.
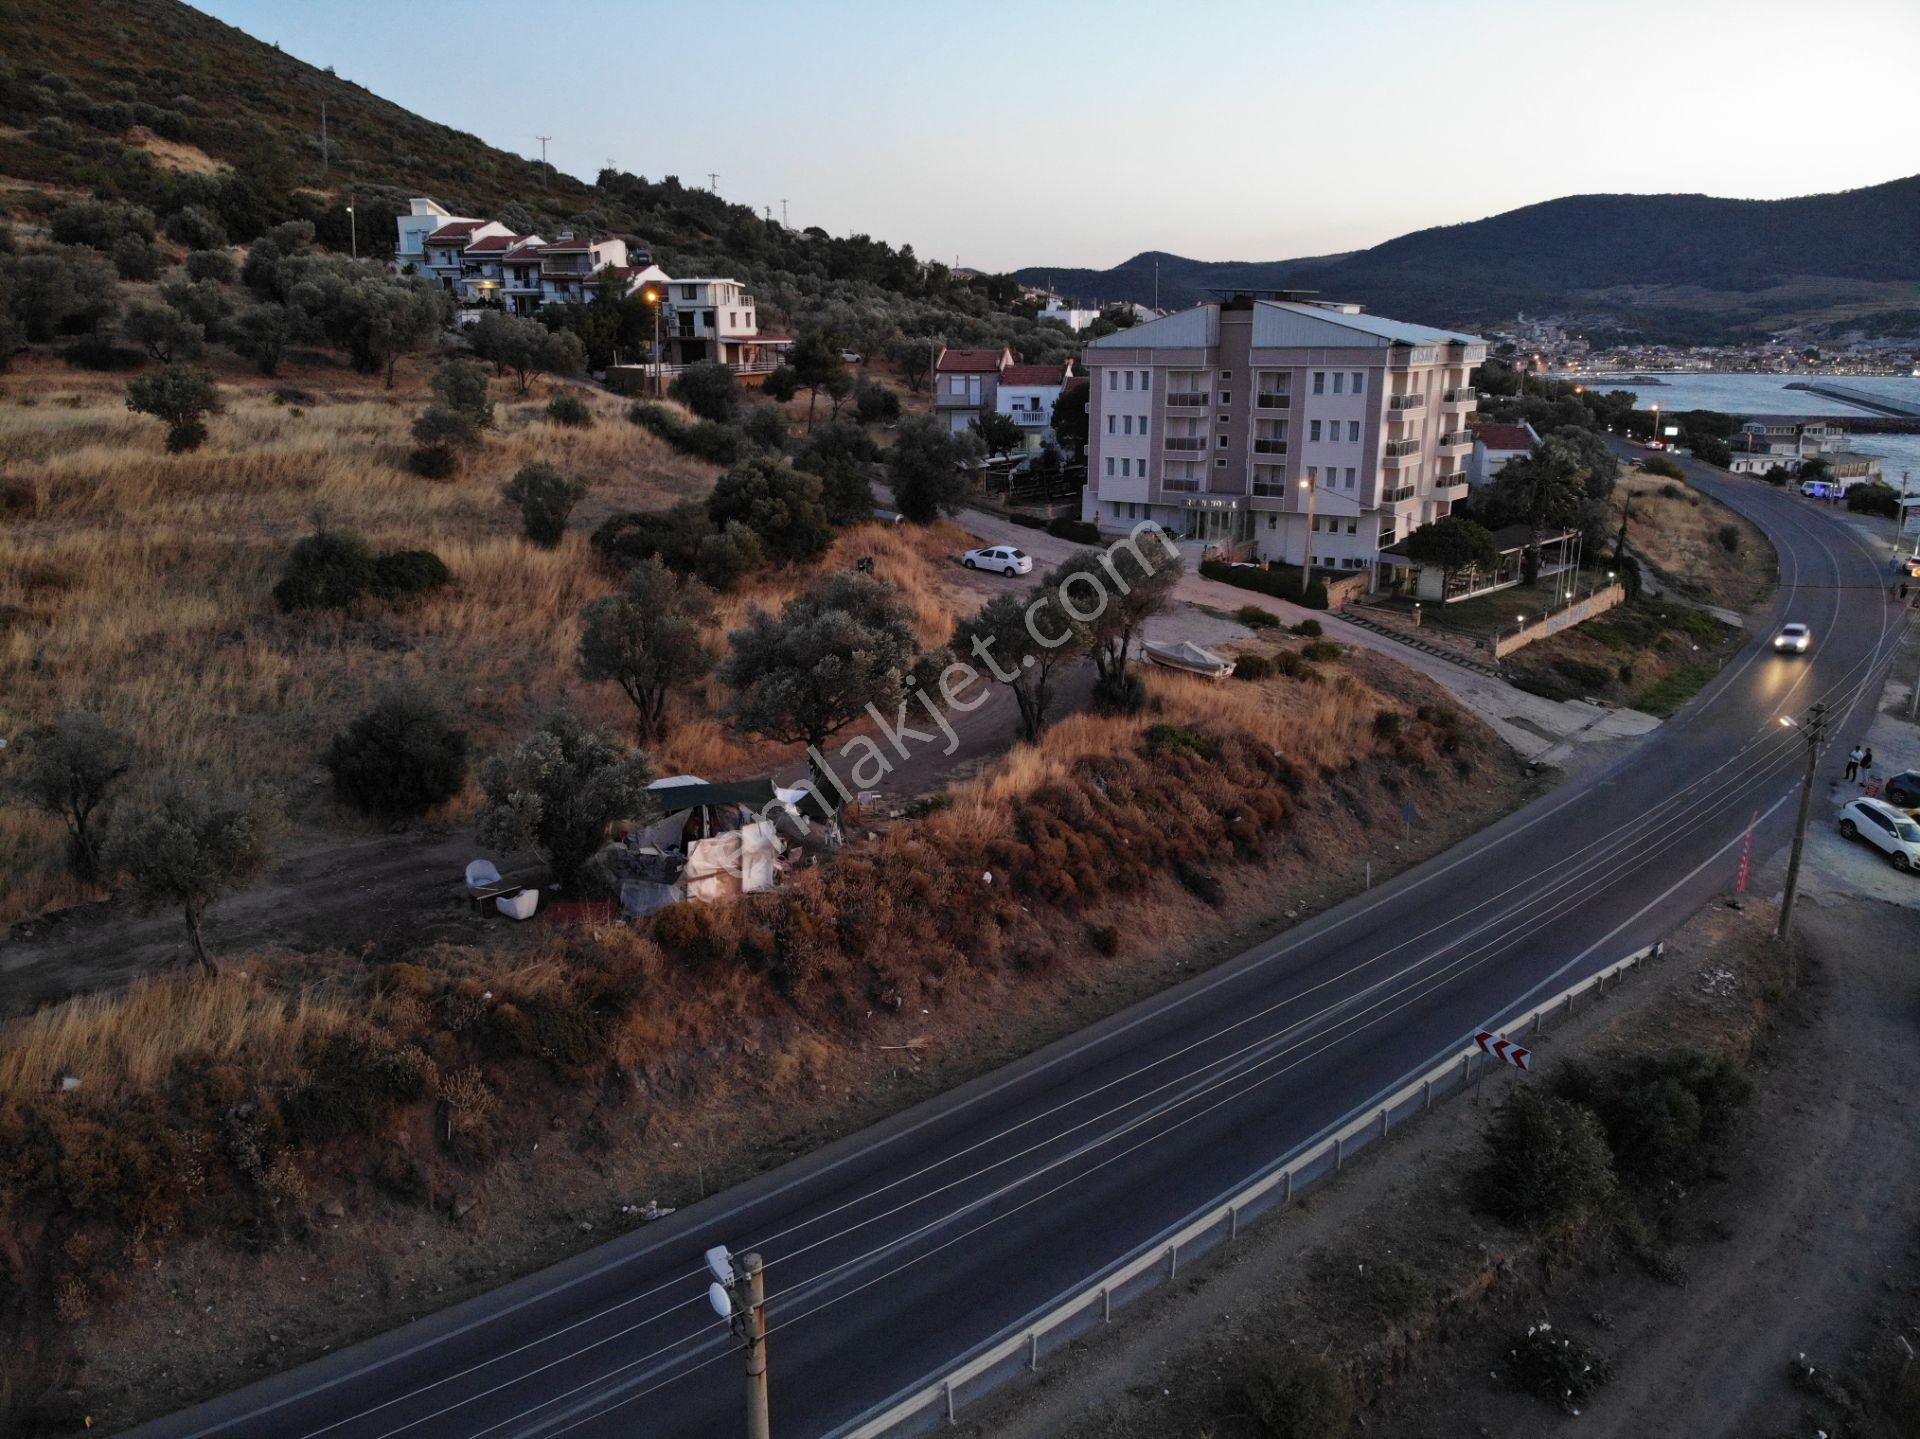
[1082,295,1486,584]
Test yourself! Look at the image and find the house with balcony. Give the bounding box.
[657,277,787,370]
[1080,294,1485,583]
[993,360,1076,450]
[934,347,1017,434]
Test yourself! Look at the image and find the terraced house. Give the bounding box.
[1081,295,1486,583]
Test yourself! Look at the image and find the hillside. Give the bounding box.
[0,0,1068,357]
[1016,177,1920,340]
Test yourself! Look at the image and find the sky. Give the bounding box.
[196,0,1920,274]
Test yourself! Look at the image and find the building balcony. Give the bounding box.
[1383,440,1421,468]
[1256,392,1292,410]
[1250,480,1292,499]
[1439,430,1473,452]
[1442,387,1477,408]
[1163,436,1208,452]
[1162,477,1200,493]
[1010,409,1048,427]
[1379,484,1418,505]
[1252,438,1288,455]
[1388,393,1425,414]
[1435,479,1470,500]
[1165,392,1208,407]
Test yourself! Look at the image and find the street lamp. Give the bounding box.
[345,204,357,261]
[643,287,663,397]
[1775,703,1828,941]
[1299,475,1316,582]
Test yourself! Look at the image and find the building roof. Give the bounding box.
[1000,362,1071,387]
[936,347,1010,373]
[1472,423,1537,453]
[464,233,531,254]
[426,220,489,242]
[1088,299,1484,353]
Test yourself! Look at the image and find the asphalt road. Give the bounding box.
[130,452,1913,1439]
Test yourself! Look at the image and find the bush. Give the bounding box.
[63,332,143,370]
[693,520,766,591]
[323,691,470,820]
[372,548,451,598]
[1091,667,1146,712]
[1,477,39,521]
[1242,1349,1354,1439]
[273,529,377,612]
[164,205,228,252]
[125,366,220,451]
[407,444,460,479]
[1641,454,1684,479]
[502,463,588,548]
[1232,653,1274,682]
[1715,522,1741,553]
[1553,1048,1750,1187]
[1200,558,1315,605]
[184,248,235,283]
[1477,1085,1619,1230]
[627,401,678,438]
[110,233,160,281]
[1046,515,1100,543]
[1552,657,1614,691]
[546,390,593,428]
[1145,723,1213,760]
[1845,480,1900,518]
[669,360,738,422]
[678,419,743,465]
[592,501,712,573]
[1301,640,1341,662]
[1506,1322,1614,1412]
[1237,604,1281,629]
[1372,710,1402,738]
[1291,618,1323,637]
[741,404,788,452]
[852,379,900,424]
[708,455,833,563]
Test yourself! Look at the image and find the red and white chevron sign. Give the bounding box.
[1474,1030,1532,1071]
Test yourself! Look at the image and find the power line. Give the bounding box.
[535,135,553,191]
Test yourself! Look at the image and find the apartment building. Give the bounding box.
[933,347,1016,434]
[1082,296,1485,580]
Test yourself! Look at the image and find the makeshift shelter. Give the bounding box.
[612,774,808,917]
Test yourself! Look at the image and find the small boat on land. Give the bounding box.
[1142,640,1235,679]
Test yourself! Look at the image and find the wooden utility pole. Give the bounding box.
[1776,702,1827,941]
[740,1252,770,1439]
[535,135,552,190]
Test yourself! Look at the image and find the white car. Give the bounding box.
[1773,622,1812,654]
[962,545,1033,577]
[1838,797,1920,872]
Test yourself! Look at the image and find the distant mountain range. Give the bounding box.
[1014,178,1920,342]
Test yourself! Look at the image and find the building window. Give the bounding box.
[1348,421,1360,442]
[1121,458,1130,477]
[1140,415,1149,437]
[1345,467,1356,488]
[1107,414,1115,435]
[1220,371,1232,381]
[1141,371,1151,392]
[1331,373,1344,395]
[1108,371,1118,391]
[1307,466,1318,481]
[1346,518,1358,534]
[1309,420,1322,442]
[1351,372,1364,394]
[1105,457,1115,477]
[1217,434,1228,448]
[1219,392,1231,407]
[1125,371,1135,391]
[1216,457,1227,467]
[1268,514,1277,529]
[1124,415,1133,436]
[1312,372,1325,395]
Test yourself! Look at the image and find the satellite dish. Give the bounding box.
[708,1281,734,1319]
[704,1244,735,1284]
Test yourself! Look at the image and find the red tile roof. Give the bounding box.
[936,347,1009,373]
[1000,363,1070,387]
[1472,423,1535,452]
[463,233,529,253]
[426,220,488,242]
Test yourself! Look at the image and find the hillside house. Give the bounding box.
[934,347,1016,434]
[994,360,1076,451]
[1467,421,1537,485]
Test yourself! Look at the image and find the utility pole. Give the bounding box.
[708,172,721,193]
[535,135,552,191]
[780,198,789,228]
[706,1246,770,1439]
[1775,702,1828,941]
[320,100,329,182]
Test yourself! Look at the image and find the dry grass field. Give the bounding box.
[0,352,969,925]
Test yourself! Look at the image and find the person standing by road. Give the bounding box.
[1861,747,1875,787]
[1846,745,1863,782]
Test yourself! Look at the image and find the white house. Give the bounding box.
[993,360,1076,451]
[658,277,789,369]
[1467,421,1538,485]
[1039,294,1100,332]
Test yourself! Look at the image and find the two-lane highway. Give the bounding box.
[131,456,1911,1439]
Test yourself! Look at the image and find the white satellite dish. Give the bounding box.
[704,1244,735,1284]
[708,1281,734,1319]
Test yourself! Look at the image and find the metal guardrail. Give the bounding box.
[831,939,1667,1439]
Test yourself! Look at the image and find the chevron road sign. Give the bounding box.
[1473,1030,1532,1071]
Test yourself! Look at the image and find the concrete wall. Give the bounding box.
[1491,584,1627,659]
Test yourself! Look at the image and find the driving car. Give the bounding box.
[962,545,1033,577]
[1884,770,1920,808]
[1837,797,1920,872]
[1898,555,1920,578]
[1772,622,1812,654]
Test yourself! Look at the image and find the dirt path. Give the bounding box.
[0,824,488,1015]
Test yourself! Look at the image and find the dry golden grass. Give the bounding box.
[0,965,350,1106]
[1623,471,1777,611]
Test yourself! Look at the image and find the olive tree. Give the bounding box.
[577,558,716,740]
[109,784,279,976]
[474,713,659,889]
[502,463,589,547]
[126,367,221,451]
[9,710,133,881]
[952,580,1093,741]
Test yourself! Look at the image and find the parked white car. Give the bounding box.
[1773,622,1812,654]
[1838,797,1920,872]
[962,545,1033,577]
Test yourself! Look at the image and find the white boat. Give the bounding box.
[1141,640,1235,679]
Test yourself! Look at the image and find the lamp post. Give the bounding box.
[706,1246,772,1439]
[345,204,357,261]
[644,287,663,398]
[1775,703,1827,941]
[1299,475,1317,584]
[1651,401,1661,447]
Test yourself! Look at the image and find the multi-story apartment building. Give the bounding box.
[994,360,1076,451]
[933,347,1016,434]
[1082,295,1485,581]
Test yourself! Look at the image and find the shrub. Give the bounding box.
[1552,657,1614,691]
[1145,723,1213,760]
[592,501,712,573]
[406,443,460,479]
[741,403,788,452]
[323,691,471,820]
[693,520,766,591]
[1372,710,1402,738]
[1,477,39,520]
[125,366,220,452]
[372,548,451,598]
[627,401,678,439]
[164,205,228,252]
[852,379,900,424]
[1641,454,1684,479]
[1237,604,1281,629]
[184,248,235,283]
[1087,923,1120,956]
[1477,1085,1619,1230]
[63,332,143,370]
[502,463,588,548]
[1201,558,1305,604]
[1233,653,1275,682]
[1046,515,1100,543]
[678,419,743,465]
[1301,640,1341,662]
[272,529,377,612]
[1715,522,1740,553]
[1553,1048,1750,1187]
[1242,1349,1354,1439]
[708,455,834,563]
[475,712,659,889]
[110,233,160,281]
[1291,618,1323,637]
[669,360,738,422]
[1506,1322,1614,1412]
[1091,668,1146,712]
[546,390,593,428]
[1845,480,1900,518]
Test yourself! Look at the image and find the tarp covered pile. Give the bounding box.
[611,775,810,918]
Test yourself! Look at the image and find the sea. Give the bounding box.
[1560,372,1920,487]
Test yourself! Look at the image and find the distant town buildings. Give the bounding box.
[1728,419,1884,487]
[1080,295,1485,582]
